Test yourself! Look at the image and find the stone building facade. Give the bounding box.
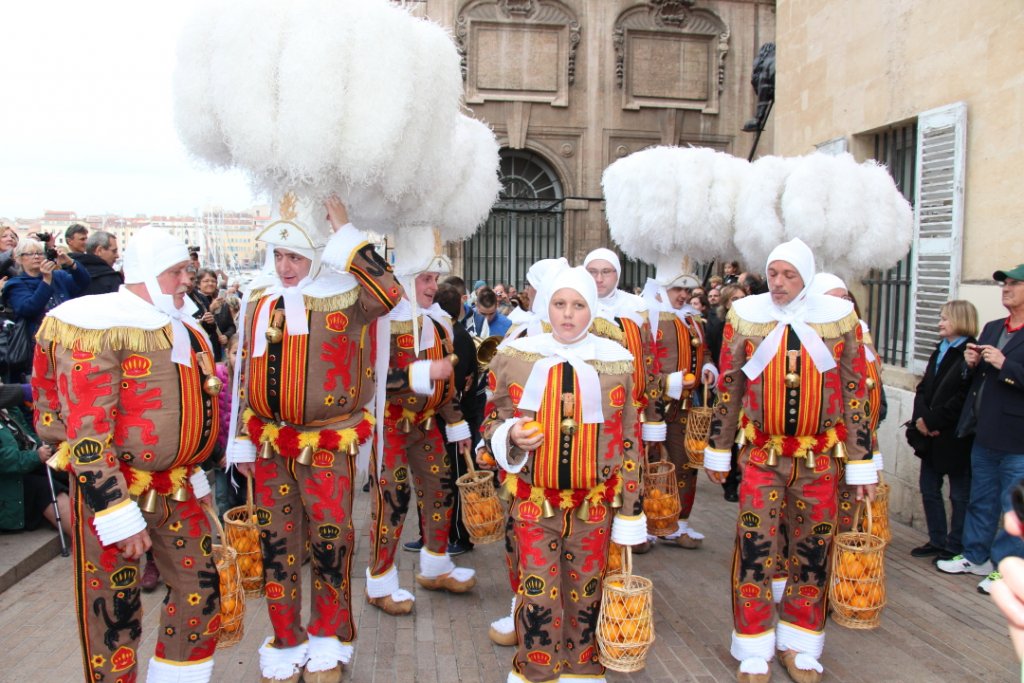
[403,0,775,289]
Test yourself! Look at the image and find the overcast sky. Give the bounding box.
[1,1,258,219]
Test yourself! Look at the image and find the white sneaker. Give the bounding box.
[978,571,1002,595]
[936,554,993,576]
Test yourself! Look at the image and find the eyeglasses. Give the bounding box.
[586,268,617,278]
[20,252,44,257]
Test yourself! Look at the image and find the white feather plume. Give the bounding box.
[173,0,464,206]
[734,155,797,270]
[602,146,749,265]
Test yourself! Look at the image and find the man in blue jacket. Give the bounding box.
[939,264,1024,594]
[472,286,512,339]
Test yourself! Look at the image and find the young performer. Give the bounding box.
[227,194,402,683]
[703,239,875,683]
[484,266,646,683]
[34,228,223,683]
[365,231,475,615]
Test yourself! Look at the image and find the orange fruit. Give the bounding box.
[863,583,884,606]
[620,619,639,642]
[832,580,856,602]
[604,601,627,621]
[624,593,644,615]
[683,372,696,384]
[522,420,543,435]
[839,554,866,580]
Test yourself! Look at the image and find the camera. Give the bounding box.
[33,232,58,260]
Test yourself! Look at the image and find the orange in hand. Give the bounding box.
[522,420,543,435]
[683,372,697,385]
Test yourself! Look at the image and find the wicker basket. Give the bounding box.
[684,384,714,469]
[597,545,655,672]
[829,502,886,629]
[456,447,503,545]
[223,476,265,598]
[860,475,891,544]
[204,504,246,648]
[643,459,681,537]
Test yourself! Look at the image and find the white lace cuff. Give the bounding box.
[610,514,648,545]
[704,447,732,472]
[642,421,667,442]
[845,460,878,486]
[366,565,400,598]
[409,360,434,395]
[419,547,456,578]
[92,498,148,547]
[258,636,308,680]
[730,629,776,662]
[777,620,824,659]
[445,420,471,443]
[321,223,370,272]
[307,634,353,669]
[189,468,211,499]
[665,371,684,400]
[227,438,256,464]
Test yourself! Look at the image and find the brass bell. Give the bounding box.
[784,372,800,389]
[259,440,275,460]
[765,443,779,467]
[610,490,624,509]
[560,417,577,436]
[348,439,360,457]
[296,445,314,466]
[138,488,160,514]
[690,335,699,347]
[421,416,434,432]
[680,396,691,412]
[396,418,411,434]
[203,374,223,396]
[865,377,877,390]
[832,441,848,462]
[575,499,591,521]
[804,447,816,469]
[541,498,557,518]
[170,485,191,502]
[638,411,647,424]
[734,429,747,448]
[265,325,284,345]
[446,353,459,367]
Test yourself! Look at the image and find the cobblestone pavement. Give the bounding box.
[0,476,1016,682]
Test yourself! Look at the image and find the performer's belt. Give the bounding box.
[740,414,848,457]
[51,442,192,497]
[384,403,436,430]
[244,408,374,458]
[500,471,622,514]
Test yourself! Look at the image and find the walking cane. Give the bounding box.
[44,462,70,557]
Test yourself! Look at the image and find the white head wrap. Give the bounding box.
[583,248,621,281]
[807,272,848,297]
[121,227,202,366]
[547,266,597,343]
[641,252,702,339]
[765,237,815,304]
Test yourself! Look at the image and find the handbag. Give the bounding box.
[903,419,932,458]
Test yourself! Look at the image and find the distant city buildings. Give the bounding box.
[1,206,271,271]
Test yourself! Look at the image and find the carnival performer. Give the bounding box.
[33,228,222,683]
[484,266,645,683]
[226,194,402,683]
[643,262,718,548]
[807,273,886,534]
[703,238,875,683]
[485,256,569,648]
[583,248,664,546]
[365,231,475,616]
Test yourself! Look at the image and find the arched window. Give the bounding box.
[463,149,564,294]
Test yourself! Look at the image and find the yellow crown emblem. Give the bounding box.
[255,508,272,526]
[120,354,153,379]
[812,522,834,536]
[73,438,103,465]
[110,566,138,589]
[318,524,340,540]
[522,575,546,596]
[740,511,761,528]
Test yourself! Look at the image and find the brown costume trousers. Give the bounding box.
[72,482,219,682]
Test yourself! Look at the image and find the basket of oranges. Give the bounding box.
[223,476,265,598]
[684,383,714,469]
[203,504,246,647]
[597,545,655,672]
[829,501,886,629]
[456,444,504,545]
[642,459,681,537]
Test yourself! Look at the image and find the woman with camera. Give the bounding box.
[908,299,978,561]
[1,238,89,380]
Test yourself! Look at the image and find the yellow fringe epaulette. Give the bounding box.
[497,346,633,376]
[36,317,172,354]
[248,286,360,312]
[728,308,859,339]
[390,319,413,334]
[659,311,705,324]
[590,318,624,341]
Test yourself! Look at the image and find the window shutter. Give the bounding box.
[909,102,967,374]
